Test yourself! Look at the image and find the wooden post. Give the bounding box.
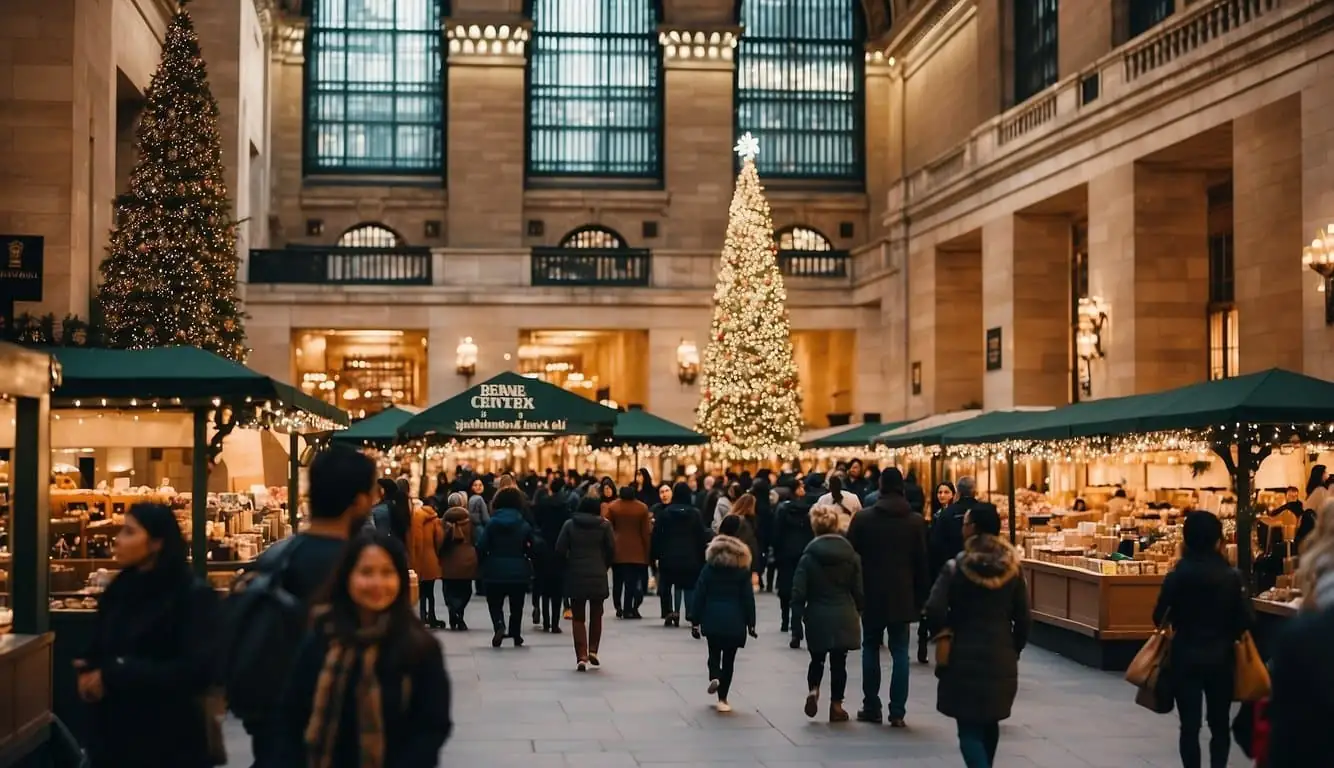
[11,394,51,634]
[192,408,209,577]
[288,431,301,534]
[1007,450,1018,545]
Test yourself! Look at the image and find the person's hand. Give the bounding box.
[691,625,701,640]
[77,669,105,703]
[747,626,758,639]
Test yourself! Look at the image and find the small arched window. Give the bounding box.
[776,225,833,252]
[338,223,402,248]
[559,226,627,249]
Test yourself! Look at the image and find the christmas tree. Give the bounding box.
[695,134,803,460]
[98,0,246,361]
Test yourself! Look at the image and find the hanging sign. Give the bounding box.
[456,382,567,434]
[0,235,44,302]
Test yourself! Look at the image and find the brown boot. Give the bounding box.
[830,701,849,723]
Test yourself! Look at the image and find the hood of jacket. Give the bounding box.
[571,511,605,529]
[705,534,752,570]
[956,534,1021,589]
[804,533,856,565]
[444,506,470,523]
[662,503,696,522]
[490,507,526,527]
[783,498,812,522]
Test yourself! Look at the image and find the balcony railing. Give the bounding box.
[778,250,850,279]
[248,247,433,285]
[530,247,651,287]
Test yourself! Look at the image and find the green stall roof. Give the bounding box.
[605,408,708,446]
[400,371,618,440]
[331,405,420,446]
[809,420,914,448]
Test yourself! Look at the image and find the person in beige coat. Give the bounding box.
[439,492,478,631]
[408,498,445,628]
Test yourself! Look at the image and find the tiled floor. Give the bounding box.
[223,590,1247,767]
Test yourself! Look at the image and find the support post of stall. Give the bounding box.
[1006,450,1017,545]
[1234,438,1255,579]
[12,393,51,634]
[192,408,209,578]
[288,431,301,534]
[419,443,429,500]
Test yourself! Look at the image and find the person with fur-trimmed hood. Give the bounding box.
[925,502,1030,768]
[687,516,757,714]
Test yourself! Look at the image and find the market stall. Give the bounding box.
[589,406,708,480]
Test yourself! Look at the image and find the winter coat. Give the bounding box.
[904,480,926,515]
[467,494,490,531]
[477,507,536,587]
[81,568,219,768]
[925,534,1030,723]
[791,534,864,655]
[651,503,709,588]
[712,496,734,530]
[930,496,981,578]
[687,535,756,646]
[1268,604,1334,768]
[846,493,930,624]
[438,506,478,580]
[534,492,574,583]
[727,514,762,573]
[604,498,652,565]
[556,512,616,601]
[771,499,814,597]
[407,505,444,581]
[1151,550,1254,671]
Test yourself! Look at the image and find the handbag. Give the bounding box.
[932,629,953,667]
[1126,608,1172,687]
[1233,631,1272,702]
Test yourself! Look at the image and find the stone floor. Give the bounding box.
[223,590,1248,767]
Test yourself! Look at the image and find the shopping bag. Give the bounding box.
[1126,625,1172,687]
[1134,677,1174,714]
[1233,632,1271,702]
[932,629,953,668]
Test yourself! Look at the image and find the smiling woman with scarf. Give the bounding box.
[275,531,452,768]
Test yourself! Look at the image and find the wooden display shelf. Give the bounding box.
[1020,559,1165,671]
[0,633,53,767]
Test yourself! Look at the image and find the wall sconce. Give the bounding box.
[676,338,700,386]
[1075,297,1108,397]
[1303,224,1334,287]
[455,337,478,383]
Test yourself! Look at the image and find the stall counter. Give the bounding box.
[1020,559,1164,671]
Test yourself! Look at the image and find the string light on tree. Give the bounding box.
[695,133,803,460]
[97,0,247,361]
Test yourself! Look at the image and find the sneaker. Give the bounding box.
[855,709,882,724]
[707,679,721,695]
[830,702,849,723]
[803,692,818,718]
[491,630,504,648]
[888,717,907,728]
[577,660,588,672]
[588,653,600,667]
[716,701,732,713]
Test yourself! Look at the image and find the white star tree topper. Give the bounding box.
[734,132,760,161]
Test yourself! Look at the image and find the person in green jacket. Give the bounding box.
[792,504,864,722]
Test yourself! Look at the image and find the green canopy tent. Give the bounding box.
[400,371,620,441]
[605,407,708,447]
[803,420,914,449]
[331,405,421,448]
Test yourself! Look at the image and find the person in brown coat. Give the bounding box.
[604,485,652,619]
[408,499,445,628]
[439,492,478,631]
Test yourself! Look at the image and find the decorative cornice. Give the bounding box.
[658,26,740,70]
[446,20,531,66]
[272,17,306,64]
[252,0,276,39]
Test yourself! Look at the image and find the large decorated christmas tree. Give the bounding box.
[695,134,803,460]
[98,0,247,361]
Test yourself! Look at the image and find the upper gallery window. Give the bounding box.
[305,0,445,175]
[338,223,402,248]
[776,225,833,252]
[559,225,627,249]
[1129,0,1174,39]
[527,0,663,180]
[1014,0,1059,104]
[735,0,864,183]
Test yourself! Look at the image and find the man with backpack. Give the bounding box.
[224,444,379,767]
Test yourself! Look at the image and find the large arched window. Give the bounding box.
[305,0,445,175]
[559,225,627,249]
[735,0,864,183]
[527,0,662,180]
[776,225,833,252]
[338,223,402,248]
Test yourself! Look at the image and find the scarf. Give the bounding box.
[304,615,390,768]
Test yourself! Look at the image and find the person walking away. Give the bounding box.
[772,483,814,646]
[407,496,445,628]
[76,503,220,768]
[792,504,863,723]
[439,492,477,630]
[556,496,617,670]
[925,504,1029,768]
[903,470,926,516]
[272,532,452,767]
[467,477,491,597]
[712,482,741,531]
[227,444,378,766]
[534,480,574,633]
[477,487,538,647]
[369,478,405,540]
[752,476,777,592]
[931,477,981,588]
[652,482,710,627]
[846,468,929,727]
[1151,510,1254,768]
[687,516,757,713]
[605,485,652,619]
[724,494,763,589]
[817,474,861,532]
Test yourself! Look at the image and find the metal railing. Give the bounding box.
[248,247,433,285]
[777,250,850,279]
[530,247,652,287]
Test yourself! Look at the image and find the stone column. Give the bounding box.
[908,244,983,417]
[981,213,1069,408]
[1234,95,1303,373]
[1302,82,1334,378]
[445,17,529,248]
[1088,163,1209,397]
[268,17,305,245]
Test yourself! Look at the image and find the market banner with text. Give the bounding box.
[398,371,619,439]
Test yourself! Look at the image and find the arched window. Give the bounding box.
[305,0,445,175]
[735,0,864,183]
[559,225,626,249]
[776,225,833,252]
[527,0,662,179]
[338,223,402,248]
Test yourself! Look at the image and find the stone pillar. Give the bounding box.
[1234,95,1303,373]
[864,52,895,243]
[1302,82,1334,378]
[1088,163,1209,397]
[659,26,738,251]
[908,243,983,417]
[445,17,529,248]
[981,214,1069,408]
[268,17,305,245]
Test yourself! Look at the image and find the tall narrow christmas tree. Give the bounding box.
[98,0,247,361]
[695,134,803,460]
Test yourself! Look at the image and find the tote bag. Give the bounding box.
[1233,631,1272,702]
[1126,610,1172,687]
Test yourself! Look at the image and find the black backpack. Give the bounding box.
[221,537,309,723]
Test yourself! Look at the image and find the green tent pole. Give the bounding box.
[12,393,51,634]
[192,408,209,578]
[1007,450,1017,545]
[288,431,300,534]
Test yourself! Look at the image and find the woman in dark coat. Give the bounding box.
[76,503,219,768]
[275,532,452,768]
[635,467,659,509]
[687,520,756,713]
[533,481,573,634]
[439,493,477,631]
[477,488,538,648]
[771,485,814,640]
[791,504,863,723]
[651,482,710,628]
[925,504,1029,768]
[556,496,617,670]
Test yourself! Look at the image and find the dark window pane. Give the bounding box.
[1014,0,1058,104]
[306,0,444,175]
[528,0,662,179]
[1129,0,1175,39]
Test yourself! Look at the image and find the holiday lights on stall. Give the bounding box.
[97,2,247,362]
[695,134,803,461]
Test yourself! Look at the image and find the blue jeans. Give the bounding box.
[861,620,910,718]
[956,721,1000,767]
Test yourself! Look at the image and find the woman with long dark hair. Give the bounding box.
[635,468,659,509]
[371,477,410,542]
[1305,464,1329,513]
[652,482,710,627]
[275,532,452,766]
[931,481,957,523]
[76,503,220,768]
